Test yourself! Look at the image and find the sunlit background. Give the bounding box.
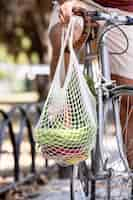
[0,0,55,193]
[0,0,52,99]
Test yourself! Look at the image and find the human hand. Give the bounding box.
[59,1,84,45]
[59,1,74,24]
[59,2,99,50]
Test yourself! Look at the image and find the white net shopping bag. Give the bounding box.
[35,17,97,166]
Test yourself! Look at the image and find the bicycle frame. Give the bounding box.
[70,11,133,200]
[86,22,129,174]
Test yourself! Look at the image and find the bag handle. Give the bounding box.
[53,20,72,83]
[53,16,83,87]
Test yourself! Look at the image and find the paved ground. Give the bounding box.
[34,177,132,200]
[35,179,86,200]
[1,120,132,199]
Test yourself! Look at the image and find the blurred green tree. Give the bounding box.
[0,0,74,177]
[0,0,51,99]
[0,0,51,64]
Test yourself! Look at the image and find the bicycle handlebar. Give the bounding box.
[91,11,133,25]
[72,8,133,25]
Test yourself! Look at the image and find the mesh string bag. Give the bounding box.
[35,16,97,166]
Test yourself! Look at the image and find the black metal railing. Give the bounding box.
[0,102,49,194]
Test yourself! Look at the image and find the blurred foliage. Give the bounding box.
[0,69,9,79]
[0,0,51,64]
[0,0,51,99]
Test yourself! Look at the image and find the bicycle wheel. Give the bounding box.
[70,164,87,200]
[97,85,133,200]
[103,85,133,171]
[112,86,133,169]
[78,161,90,197]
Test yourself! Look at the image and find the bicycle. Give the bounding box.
[70,9,133,200]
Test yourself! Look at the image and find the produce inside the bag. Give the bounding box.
[35,126,95,165]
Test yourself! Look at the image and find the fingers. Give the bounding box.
[72,7,87,17]
[59,7,66,24]
[59,2,73,24]
[58,2,99,50]
[59,7,70,24]
[72,8,99,29]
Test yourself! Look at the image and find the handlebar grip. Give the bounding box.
[126,16,133,25]
[72,8,133,25]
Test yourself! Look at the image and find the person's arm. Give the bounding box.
[49,0,93,81]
